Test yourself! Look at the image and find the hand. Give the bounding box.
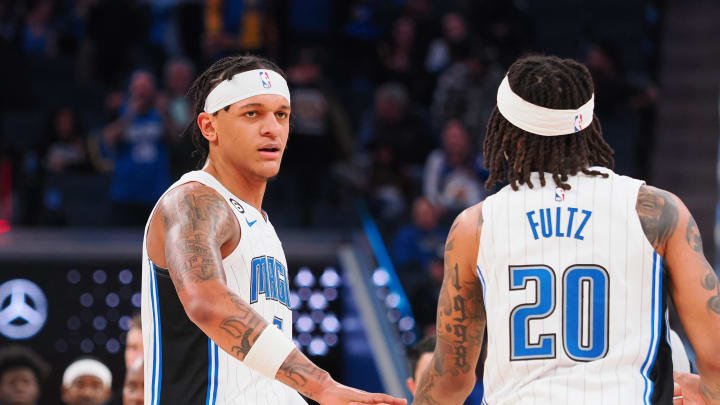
[674,372,709,404]
[314,379,406,405]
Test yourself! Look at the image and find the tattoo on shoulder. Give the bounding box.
[162,185,237,290]
[686,216,703,253]
[637,186,678,251]
[700,263,720,316]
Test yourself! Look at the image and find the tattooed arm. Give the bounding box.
[637,185,720,404]
[154,183,404,405]
[412,203,486,405]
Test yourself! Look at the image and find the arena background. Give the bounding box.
[0,0,718,404]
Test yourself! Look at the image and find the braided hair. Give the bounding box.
[483,55,614,191]
[184,55,286,166]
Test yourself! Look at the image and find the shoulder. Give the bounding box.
[636,184,687,254]
[448,202,485,248]
[156,181,237,236]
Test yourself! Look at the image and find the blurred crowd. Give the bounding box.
[0,0,663,381]
[0,315,141,405]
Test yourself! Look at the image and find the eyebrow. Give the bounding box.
[237,102,291,110]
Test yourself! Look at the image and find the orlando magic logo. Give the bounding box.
[250,255,290,308]
[259,71,272,88]
[574,114,584,132]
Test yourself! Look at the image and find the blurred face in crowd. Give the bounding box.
[406,352,433,395]
[0,367,41,405]
[442,120,470,166]
[62,375,111,405]
[166,61,193,96]
[412,198,438,231]
[122,361,143,405]
[392,17,415,48]
[129,72,157,113]
[125,326,143,368]
[55,108,76,140]
[200,93,290,181]
[443,12,467,42]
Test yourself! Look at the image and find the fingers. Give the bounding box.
[348,394,407,405]
[674,381,682,396]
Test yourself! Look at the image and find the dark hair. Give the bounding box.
[0,345,50,383]
[483,55,614,191]
[407,335,436,379]
[184,55,287,167]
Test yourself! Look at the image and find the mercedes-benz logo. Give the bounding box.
[0,279,47,340]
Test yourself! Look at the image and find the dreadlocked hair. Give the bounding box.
[483,55,614,191]
[184,55,286,167]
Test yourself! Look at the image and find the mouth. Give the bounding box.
[258,146,281,159]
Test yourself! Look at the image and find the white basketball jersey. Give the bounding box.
[477,168,673,404]
[141,170,307,405]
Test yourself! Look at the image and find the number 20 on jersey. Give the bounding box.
[509,264,609,362]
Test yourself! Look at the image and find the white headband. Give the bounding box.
[496,75,594,136]
[204,69,291,114]
[62,359,112,388]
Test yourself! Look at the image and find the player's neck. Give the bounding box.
[201,158,267,214]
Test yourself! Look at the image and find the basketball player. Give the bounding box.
[411,55,720,404]
[141,55,405,405]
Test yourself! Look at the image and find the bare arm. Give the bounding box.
[637,185,720,404]
[158,183,404,405]
[159,184,332,398]
[412,204,486,405]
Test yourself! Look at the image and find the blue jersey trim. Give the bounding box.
[640,253,661,404]
[149,259,162,405]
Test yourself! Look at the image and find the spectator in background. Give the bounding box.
[125,314,143,368]
[425,12,470,74]
[45,107,91,173]
[122,359,143,405]
[99,70,171,225]
[431,41,502,140]
[19,0,56,57]
[282,46,353,226]
[61,358,112,405]
[405,335,484,404]
[0,345,50,405]
[405,335,435,395]
[423,120,488,211]
[204,0,280,59]
[391,197,445,280]
[159,57,196,175]
[358,82,434,171]
[585,42,658,178]
[376,17,432,103]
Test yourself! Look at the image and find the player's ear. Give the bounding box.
[405,378,416,395]
[198,112,218,143]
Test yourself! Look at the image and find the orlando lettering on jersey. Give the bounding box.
[526,207,592,240]
[250,255,291,308]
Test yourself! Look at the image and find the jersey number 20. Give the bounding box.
[509,265,609,362]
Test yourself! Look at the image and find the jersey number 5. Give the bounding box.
[509,264,609,362]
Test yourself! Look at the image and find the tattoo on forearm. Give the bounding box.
[686,216,703,253]
[701,381,720,401]
[218,293,266,359]
[701,265,720,315]
[276,350,328,398]
[637,186,678,251]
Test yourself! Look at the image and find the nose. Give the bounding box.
[260,113,283,137]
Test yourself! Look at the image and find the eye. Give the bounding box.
[275,111,288,119]
[244,111,258,118]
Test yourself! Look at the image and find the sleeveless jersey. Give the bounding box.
[141,170,306,405]
[477,168,672,405]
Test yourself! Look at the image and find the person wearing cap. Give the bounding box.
[61,358,112,405]
[411,54,720,405]
[0,345,49,405]
[141,54,405,405]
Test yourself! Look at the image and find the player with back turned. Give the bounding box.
[141,54,406,405]
[411,55,720,404]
